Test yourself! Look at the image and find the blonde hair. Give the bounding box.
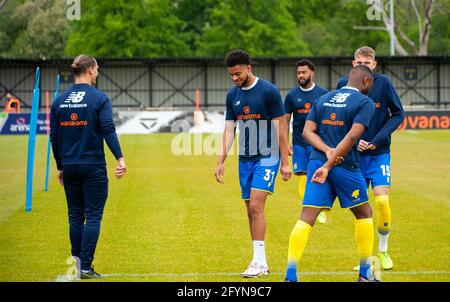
[354,46,376,60]
[70,55,97,76]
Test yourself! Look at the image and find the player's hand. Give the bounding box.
[326,148,344,166]
[366,143,377,150]
[115,157,127,179]
[288,145,293,156]
[57,170,63,186]
[358,139,370,152]
[215,162,225,184]
[280,163,292,181]
[312,166,329,184]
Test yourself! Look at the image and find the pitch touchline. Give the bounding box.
[97,271,450,277]
[56,271,450,281]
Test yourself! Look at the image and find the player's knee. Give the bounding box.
[351,203,372,219]
[248,204,264,218]
[375,195,389,210]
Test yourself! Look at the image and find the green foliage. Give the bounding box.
[65,0,190,58]
[0,0,448,58]
[0,0,71,58]
[196,0,309,57]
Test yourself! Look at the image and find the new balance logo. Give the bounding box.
[330,93,350,103]
[65,91,86,103]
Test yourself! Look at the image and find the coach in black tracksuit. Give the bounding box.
[50,55,126,279]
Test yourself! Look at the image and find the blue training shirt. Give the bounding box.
[284,83,328,146]
[307,86,376,171]
[50,83,123,170]
[225,77,285,162]
[337,74,405,155]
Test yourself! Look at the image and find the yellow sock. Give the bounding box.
[355,218,374,259]
[375,195,391,235]
[355,218,374,279]
[298,175,307,200]
[287,220,312,267]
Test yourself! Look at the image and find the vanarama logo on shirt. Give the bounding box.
[237,105,261,120]
[60,112,88,127]
[322,112,344,126]
[296,102,311,114]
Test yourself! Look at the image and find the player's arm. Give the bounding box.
[368,78,405,150]
[312,123,366,184]
[272,116,292,181]
[215,121,236,184]
[303,120,331,154]
[284,113,292,156]
[303,120,344,166]
[283,93,293,155]
[313,98,376,183]
[98,98,126,179]
[215,93,237,184]
[49,103,63,185]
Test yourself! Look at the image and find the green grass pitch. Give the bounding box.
[0,130,449,282]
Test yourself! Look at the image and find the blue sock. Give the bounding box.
[359,260,372,279]
[285,264,297,281]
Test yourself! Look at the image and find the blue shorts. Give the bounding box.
[303,160,369,209]
[292,144,312,174]
[238,157,281,200]
[360,153,391,188]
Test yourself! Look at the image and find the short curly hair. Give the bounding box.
[225,50,251,67]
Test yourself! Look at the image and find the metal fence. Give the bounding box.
[1,56,449,110]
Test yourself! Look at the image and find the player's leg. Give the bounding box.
[244,200,253,239]
[239,161,256,267]
[332,165,377,281]
[293,145,327,223]
[241,157,279,278]
[79,165,108,278]
[62,165,85,263]
[241,190,270,278]
[292,145,309,201]
[285,160,334,282]
[373,186,393,270]
[284,206,323,282]
[369,153,393,270]
[349,203,377,281]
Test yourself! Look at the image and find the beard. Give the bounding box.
[240,74,250,87]
[298,77,311,88]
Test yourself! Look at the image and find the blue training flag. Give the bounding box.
[25,67,40,212]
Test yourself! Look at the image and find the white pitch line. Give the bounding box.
[56,271,450,281]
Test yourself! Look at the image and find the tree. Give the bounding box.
[0,0,71,58]
[352,0,448,56]
[196,0,309,57]
[173,0,219,56]
[65,0,190,58]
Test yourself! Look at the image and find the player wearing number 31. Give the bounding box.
[215,50,292,278]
